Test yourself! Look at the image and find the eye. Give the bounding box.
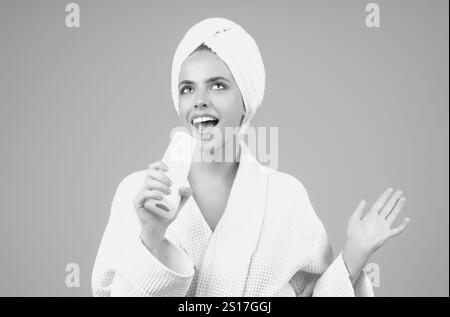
[211,82,227,90]
[180,86,193,95]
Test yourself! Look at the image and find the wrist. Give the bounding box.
[343,239,372,262]
[343,243,371,283]
[141,221,167,238]
[140,225,167,257]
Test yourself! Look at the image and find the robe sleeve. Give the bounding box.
[91,173,195,297]
[310,221,375,297]
[288,178,374,297]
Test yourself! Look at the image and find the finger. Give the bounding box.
[380,190,403,218]
[141,189,164,201]
[387,217,411,239]
[369,187,393,215]
[177,187,193,212]
[134,190,164,208]
[142,179,171,195]
[146,169,173,187]
[351,200,366,221]
[386,197,407,224]
[143,199,171,214]
[148,161,168,172]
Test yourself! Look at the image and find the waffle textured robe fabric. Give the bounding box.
[91,141,374,297]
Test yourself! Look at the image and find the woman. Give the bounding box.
[91,18,410,297]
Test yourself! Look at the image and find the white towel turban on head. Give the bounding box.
[171,17,266,132]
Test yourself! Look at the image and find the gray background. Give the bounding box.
[0,0,448,297]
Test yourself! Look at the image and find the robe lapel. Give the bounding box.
[195,140,269,296]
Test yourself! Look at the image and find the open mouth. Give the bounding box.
[191,115,220,133]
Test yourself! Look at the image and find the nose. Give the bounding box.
[193,86,210,110]
[194,94,209,109]
[194,101,208,109]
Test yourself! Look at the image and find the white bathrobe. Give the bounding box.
[91,142,374,297]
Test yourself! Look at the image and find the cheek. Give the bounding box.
[177,105,191,129]
[178,98,190,117]
[178,94,189,109]
[218,95,244,126]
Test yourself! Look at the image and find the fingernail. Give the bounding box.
[156,203,170,212]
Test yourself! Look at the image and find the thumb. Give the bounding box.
[177,187,193,211]
[351,199,366,221]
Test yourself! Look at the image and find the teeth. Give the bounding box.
[192,116,217,124]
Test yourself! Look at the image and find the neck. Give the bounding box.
[188,136,242,183]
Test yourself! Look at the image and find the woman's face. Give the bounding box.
[177,49,245,154]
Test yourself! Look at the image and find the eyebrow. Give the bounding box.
[178,76,231,87]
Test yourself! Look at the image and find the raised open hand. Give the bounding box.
[343,188,411,282]
[347,187,410,254]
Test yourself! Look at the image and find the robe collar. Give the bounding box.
[173,138,270,296]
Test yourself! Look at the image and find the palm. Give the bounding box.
[347,188,410,254]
